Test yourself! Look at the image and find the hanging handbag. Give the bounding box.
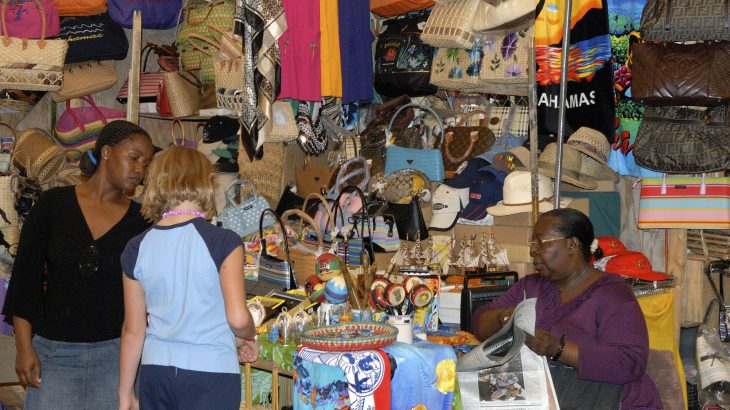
[256,208,297,289]
[370,0,434,17]
[58,13,128,64]
[420,0,481,49]
[634,105,730,173]
[377,168,431,204]
[280,208,325,287]
[161,71,201,118]
[429,44,485,91]
[117,45,167,104]
[384,103,446,181]
[360,95,414,174]
[220,179,275,239]
[330,186,375,267]
[177,0,235,73]
[108,0,182,29]
[387,196,428,240]
[374,11,437,98]
[472,0,536,32]
[638,175,730,229]
[295,159,336,197]
[441,109,495,178]
[49,61,118,102]
[475,24,533,97]
[55,0,106,16]
[0,0,67,92]
[274,183,306,217]
[632,41,730,106]
[640,0,730,42]
[1,0,59,38]
[54,96,126,153]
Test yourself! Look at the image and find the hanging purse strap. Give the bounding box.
[385,103,445,148]
[281,208,324,252]
[326,155,370,199]
[64,96,109,133]
[171,119,185,146]
[258,208,292,263]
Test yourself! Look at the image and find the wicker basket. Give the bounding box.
[299,322,399,351]
[420,0,481,49]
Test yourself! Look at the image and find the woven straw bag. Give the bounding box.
[420,0,480,49]
[0,174,19,255]
[12,128,67,187]
[0,0,68,92]
[281,208,325,286]
[162,71,201,118]
[238,141,285,207]
[475,24,533,96]
[49,60,118,102]
[430,45,483,90]
[268,101,298,142]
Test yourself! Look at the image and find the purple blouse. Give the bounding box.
[473,272,662,410]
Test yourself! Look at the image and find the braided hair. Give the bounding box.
[79,120,151,176]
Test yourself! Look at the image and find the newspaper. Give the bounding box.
[458,298,559,409]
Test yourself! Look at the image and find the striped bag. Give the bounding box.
[638,176,730,229]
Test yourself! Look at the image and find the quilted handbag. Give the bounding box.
[384,103,445,181]
[256,208,297,289]
[634,105,730,173]
[0,0,67,92]
[54,95,126,153]
[641,0,730,41]
[117,45,166,104]
[441,109,495,178]
[108,0,182,29]
[632,41,730,106]
[58,13,128,64]
[1,0,59,38]
[370,0,434,17]
[638,175,730,229]
[49,61,118,102]
[177,0,235,73]
[55,0,106,16]
[220,179,275,239]
[374,11,437,98]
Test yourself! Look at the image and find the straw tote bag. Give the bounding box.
[476,23,533,96]
[49,61,118,102]
[161,71,201,118]
[281,208,325,287]
[0,0,68,92]
[420,0,480,49]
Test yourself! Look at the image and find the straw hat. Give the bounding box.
[487,170,572,216]
[535,143,598,190]
[566,127,619,182]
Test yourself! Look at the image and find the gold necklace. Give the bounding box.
[557,265,592,294]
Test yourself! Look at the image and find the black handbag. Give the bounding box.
[386,196,428,241]
[58,13,129,63]
[640,0,730,42]
[257,209,297,290]
[374,10,437,97]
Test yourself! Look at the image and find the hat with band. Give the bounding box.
[487,170,572,216]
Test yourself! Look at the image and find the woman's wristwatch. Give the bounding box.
[550,334,566,362]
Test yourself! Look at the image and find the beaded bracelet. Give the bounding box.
[551,334,566,362]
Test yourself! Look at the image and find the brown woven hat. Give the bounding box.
[566,127,618,182]
[535,143,598,190]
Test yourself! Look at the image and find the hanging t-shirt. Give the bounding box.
[535,0,615,151]
[320,0,343,97]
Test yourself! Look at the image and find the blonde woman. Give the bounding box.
[118,146,258,410]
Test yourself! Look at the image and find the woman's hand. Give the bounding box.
[524,328,561,358]
[236,337,260,363]
[118,392,139,410]
[15,344,41,388]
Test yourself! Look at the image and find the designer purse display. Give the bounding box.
[384,103,445,181]
[632,41,730,106]
[441,109,495,178]
[220,179,274,238]
[634,105,730,173]
[641,0,730,41]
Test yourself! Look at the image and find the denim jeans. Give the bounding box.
[24,336,120,410]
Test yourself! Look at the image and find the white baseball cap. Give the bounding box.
[430,184,469,231]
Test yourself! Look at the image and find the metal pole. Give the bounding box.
[554,0,573,209]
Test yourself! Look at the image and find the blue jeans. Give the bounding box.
[24,336,120,410]
[139,364,241,410]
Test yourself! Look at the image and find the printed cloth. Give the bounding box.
[293,355,350,409]
[297,347,391,410]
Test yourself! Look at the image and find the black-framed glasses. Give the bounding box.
[78,244,100,277]
[527,237,567,250]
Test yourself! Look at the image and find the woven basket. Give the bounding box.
[0,175,19,255]
[238,142,285,207]
[268,101,298,143]
[420,0,480,49]
[12,128,67,186]
[163,71,201,118]
[300,322,399,351]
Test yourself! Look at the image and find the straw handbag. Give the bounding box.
[268,101,298,142]
[12,128,68,187]
[161,71,201,118]
[49,61,118,102]
[475,24,533,96]
[0,174,19,255]
[0,0,68,92]
[420,0,480,49]
[238,141,286,207]
[430,45,484,91]
[281,208,325,286]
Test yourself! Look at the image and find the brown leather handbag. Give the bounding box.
[440,109,495,178]
[632,41,730,106]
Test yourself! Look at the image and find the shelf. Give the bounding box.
[139,111,239,122]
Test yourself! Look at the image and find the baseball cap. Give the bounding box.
[430,184,469,231]
[489,146,530,174]
[604,251,669,281]
[460,166,505,221]
[477,134,527,163]
[596,236,627,257]
[445,157,490,189]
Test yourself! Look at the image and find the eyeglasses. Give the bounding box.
[527,237,567,250]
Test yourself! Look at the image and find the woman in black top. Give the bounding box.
[2,120,154,410]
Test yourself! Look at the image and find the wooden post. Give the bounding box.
[126,10,142,124]
[666,228,687,344]
[244,363,252,410]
